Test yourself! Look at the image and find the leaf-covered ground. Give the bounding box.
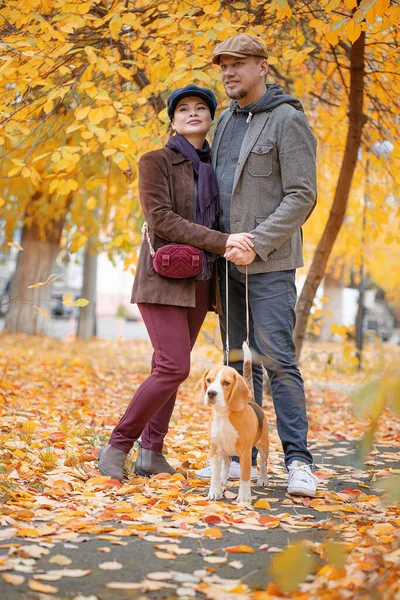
[0,335,399,600]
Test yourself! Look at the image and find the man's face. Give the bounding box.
[219,55,268,101]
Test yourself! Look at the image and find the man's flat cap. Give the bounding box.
[212,34,268,64]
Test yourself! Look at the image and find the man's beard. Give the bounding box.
[225,85,248,100]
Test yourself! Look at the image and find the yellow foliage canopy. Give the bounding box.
[0,0,398,284]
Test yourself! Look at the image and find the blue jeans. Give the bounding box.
[218,259,313,468]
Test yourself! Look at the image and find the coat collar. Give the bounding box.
[164,146,191,165]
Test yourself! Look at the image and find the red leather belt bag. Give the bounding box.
[143,222,202,279]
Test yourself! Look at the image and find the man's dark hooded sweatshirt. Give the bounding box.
[215,83,304,234]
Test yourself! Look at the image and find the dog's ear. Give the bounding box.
[195,368,209,402]
[228,371,252,411]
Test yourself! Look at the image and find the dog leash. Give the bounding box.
[225,259,250,365]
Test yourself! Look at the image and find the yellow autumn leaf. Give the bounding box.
[226,545,256,553]
[75,106,91,120]
[254,499,271,509]
[2,573,25,585]
[312,504,358,512]
[347,19,362,43]
[71,298,90,307]
[28,580,58,594]
[7,241,24,251]
[88,107,106,125]
[33,306,52,321]
[28,274,60,288]
[203,527,223,539]
[17,528,41,537]
[86,196,97,210]
[70,234,88,253]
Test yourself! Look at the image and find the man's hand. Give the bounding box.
[224,247,256,265]
[226,232,255,252]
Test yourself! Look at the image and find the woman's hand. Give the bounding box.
[226,232,255,252]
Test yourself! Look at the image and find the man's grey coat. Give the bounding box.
[211,104,317,274]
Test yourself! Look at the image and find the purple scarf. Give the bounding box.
[166,134,219,279]
[166,134,219,230]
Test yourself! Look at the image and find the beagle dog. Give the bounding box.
[198,343,269,504]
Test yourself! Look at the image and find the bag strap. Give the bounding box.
[142,222,155,257]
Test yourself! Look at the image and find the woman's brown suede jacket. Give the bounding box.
[131,147,229,309]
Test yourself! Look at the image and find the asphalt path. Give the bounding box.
[1,441,397,600]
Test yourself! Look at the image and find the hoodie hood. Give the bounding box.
[230,83,303,115]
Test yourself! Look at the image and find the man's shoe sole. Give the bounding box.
[288,487,316,497]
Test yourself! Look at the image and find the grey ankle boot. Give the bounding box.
[134,443,179,477]
[98,444,127,481]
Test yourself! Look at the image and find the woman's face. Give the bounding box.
[172,96,212,138]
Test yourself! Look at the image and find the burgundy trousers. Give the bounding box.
[109,280,211,454]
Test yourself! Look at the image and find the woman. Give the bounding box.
[98,84,254,481]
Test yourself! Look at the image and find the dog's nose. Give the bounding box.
[207,390,217,401]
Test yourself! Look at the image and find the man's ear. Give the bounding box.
[196,369,210,402]
[228,371,252,411]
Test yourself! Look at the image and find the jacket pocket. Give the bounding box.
[248,144,273,177]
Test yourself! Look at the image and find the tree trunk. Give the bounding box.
[319,267,345,342]
[77,242,98,339]
[294,32,366,359]
[5,222,63,335]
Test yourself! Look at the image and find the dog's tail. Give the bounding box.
[242,341,255,401]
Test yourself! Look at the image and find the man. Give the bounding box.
[195,34,317,496]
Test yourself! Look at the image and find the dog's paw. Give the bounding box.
[221,477,228,487]
[257,476,269,487]
[237,481,252,504]
[237,493,252,504]
[208,488,223,500]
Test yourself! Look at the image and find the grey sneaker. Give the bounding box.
[134,443,179,477]
[98,444,127,482]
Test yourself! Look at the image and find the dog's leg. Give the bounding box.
[237,452,252,504]
[221,456,230,487]
[256,423,269,487]
[208,453,223,500]
[256,448,269,487]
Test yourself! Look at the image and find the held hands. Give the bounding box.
[226,232,255,252]
[224,247,256,266]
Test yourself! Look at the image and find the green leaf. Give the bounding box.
[351,379,385,420]
[373,476,400,505]
[325,541,347,569]
[332,18,348,31]
[354,418,379,469]
[385,374,400,415]
[270,542,315,593]
[359,0,378,10]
